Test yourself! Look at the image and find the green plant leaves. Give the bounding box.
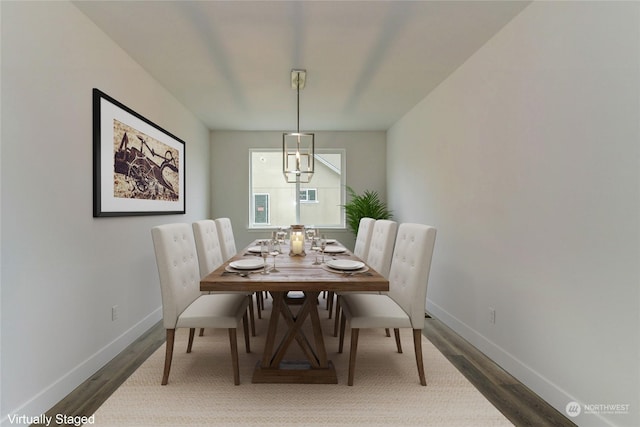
[343,186,393,235]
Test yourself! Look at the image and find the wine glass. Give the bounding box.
[270,239,280,272]
[305,227,316,248]
[260,241,270,275]
[319,234,327,264]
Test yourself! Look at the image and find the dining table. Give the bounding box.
[200,239,389,384]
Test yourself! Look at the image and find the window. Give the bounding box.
[299,188,317,203]
[249,149,345,228]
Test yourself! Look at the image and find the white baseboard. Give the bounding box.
[426,300,615,427]
[1,308,162,427]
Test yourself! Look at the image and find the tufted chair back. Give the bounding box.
[214,218,237,261]
[353,217,375,260]
[193,220,225,279]
[151,223,201,330]
[365,219,397,279]
[387,223,437,328]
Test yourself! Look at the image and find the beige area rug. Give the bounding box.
[91,298,512,426]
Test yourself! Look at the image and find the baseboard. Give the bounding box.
[426,300,616,427]
[1,307,162,427]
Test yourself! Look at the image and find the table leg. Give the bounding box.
[252,290,337,384]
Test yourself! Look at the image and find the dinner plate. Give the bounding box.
[229,258,265,270]
[326,259,364,271]
[322,246,346,254]
[247,246,262,253]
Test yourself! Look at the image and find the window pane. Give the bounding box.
[250,149,344,228]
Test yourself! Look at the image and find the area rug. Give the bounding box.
[90,299,512,426]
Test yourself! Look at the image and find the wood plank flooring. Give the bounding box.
[40,309,576,426]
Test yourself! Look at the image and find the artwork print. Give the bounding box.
[93,89,186,216]
[113,120,179,201]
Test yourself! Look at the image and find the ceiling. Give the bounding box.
[74,1,530,131]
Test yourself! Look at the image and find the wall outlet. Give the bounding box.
[489,307,496,324]
[111,305,119,321]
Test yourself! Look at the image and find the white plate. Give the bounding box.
[247,246,262,253]
[326,259,364,271]
[323,246,346,254]
[229,258,265,270]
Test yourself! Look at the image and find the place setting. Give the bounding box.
[223,258,272,276]
[322,259,371,276]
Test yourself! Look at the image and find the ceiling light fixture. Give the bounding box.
[283,69,314,183]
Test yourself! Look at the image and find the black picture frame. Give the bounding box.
[93,89,186,217]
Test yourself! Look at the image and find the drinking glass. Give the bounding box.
[270,239,280,273]
[320,234,327,264]
[306,227,316,248]
[260,241,270,275]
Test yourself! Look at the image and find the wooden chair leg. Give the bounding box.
[161,329,175,385]
[394,328,402,353]
[327,291,334,318]
[333,296,341,337]
[242,312,251,353]
[348,328,360,386]
[187,328,195,353]
[248,301,256,337]
[256,293,262,319]
[413,329,426,386]
[199,328,205,336]
[228,328,240,385]
[385,328,391,337]
[338,313,347,353]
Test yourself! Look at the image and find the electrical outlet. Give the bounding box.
[112,305,119,321]
[489,307,496,325]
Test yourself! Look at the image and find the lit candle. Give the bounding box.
[289,225,305,256]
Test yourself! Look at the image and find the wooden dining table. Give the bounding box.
[200,240,389,384]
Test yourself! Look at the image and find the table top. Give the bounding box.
[200,240,389,293]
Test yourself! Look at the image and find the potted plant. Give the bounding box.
[343,186,393,236]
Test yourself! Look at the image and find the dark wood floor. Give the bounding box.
[41,307,576,427]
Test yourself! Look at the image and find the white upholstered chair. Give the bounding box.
[193,220,256,337]
[151,223,251,385]
[214,217,237,261]
[333,219,397,336]
[353,217,376,260]
[214,217,265,317]
[338,223,437,386]
[325,217,376,316]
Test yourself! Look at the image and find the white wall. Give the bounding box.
[388,2,639,427]
[210,131,386,251]
[1,2,210,423]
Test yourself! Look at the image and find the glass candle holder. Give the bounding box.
[289,225,306,256]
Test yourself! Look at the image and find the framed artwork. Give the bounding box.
[93,89,186,217]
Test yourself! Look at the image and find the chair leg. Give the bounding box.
[327,291,334,318]
[187,328,195,353]
[385,328,391,337]
[242,311,251,353]
[228,328,240,385]
[161,329,175,385]
[199,328,205,336]
[348,328,360,386]
[248,302,256,337]
[413,329,427,386]
[394,328,402,353]
[333,296,341,337]
[256,293,262,319]
[338,313,347,353]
